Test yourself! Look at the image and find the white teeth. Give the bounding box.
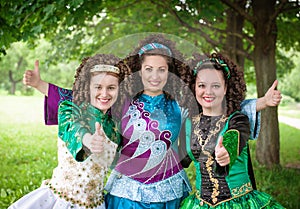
[98,98,109,102]
[204,97,214,102]
[149,81,160,85]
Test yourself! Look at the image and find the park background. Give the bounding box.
[0,1,300,208]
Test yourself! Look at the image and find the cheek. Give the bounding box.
[195,87,204,102]
[217,88,226,97]
[110,88,119,98]
[195,86,204,96]
[113,90,119,99]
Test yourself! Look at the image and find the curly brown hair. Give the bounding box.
[121,34,195,113]
[189,52,247,116]
[72,54,131,107]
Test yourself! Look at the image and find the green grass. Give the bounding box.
[279,103,300,118]
[247,124,300,209]
[0,95,58,208]
[1,95,300,208]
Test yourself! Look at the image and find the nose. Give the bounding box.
[150,69,159,79]
[205,86,213,94]
[99,88,108,96]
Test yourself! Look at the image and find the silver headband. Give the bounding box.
[90,64,120,74]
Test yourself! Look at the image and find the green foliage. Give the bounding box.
[281,67,300,102]
[1,0,299,87]
[277,8,300,52]
[0,40,78,94]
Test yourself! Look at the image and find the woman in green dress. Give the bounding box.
[180,52,284,209]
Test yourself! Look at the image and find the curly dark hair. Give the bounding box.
[120,34,195,113]
[188,52,247,116]
[72,54,131,107]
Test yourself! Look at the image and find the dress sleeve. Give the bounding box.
[222,113,250,168]
[58,101,90,161]
[44,83,72,125]
[240,99,261,140]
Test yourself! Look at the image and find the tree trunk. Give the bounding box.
[252,0,280,167]
[10,82,17,95]
[224,0,246,68]
[8,70,21,95]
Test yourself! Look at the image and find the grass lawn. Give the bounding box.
[1,95,300,208]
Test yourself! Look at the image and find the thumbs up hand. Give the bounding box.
[82,122,105,154]
[264,80,282,107]
[215,136,230,167]
[23,60,41,88]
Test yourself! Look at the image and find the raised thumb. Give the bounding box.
[34,60,40,73]
[270,79,278,90]
[95,122,101,136]
[217,136,223,148]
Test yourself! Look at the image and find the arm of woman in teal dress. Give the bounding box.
[45,84,72,125]
[22,60,73,125]
[241,80,281,140]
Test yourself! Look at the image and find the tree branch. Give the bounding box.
[270,0,289,23]
[220,0,256,24]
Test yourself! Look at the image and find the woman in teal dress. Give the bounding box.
[103,34,195,209]
[180,53,284,209]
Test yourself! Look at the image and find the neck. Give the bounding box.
[202,109,223,116]
[143,90,164,97]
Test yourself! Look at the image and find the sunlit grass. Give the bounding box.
[0,95,58,207]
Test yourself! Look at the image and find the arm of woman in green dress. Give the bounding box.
[58,100,92,161]
[216,113,250,169]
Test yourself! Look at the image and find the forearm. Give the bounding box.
[256,96,267,112]
[36,80,49,97]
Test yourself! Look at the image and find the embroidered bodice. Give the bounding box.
[115,94,183,184]
[187,112,252,205]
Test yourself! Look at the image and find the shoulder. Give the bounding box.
[228,112,250,129]
[59,100,82,115]
[59,100,78,108]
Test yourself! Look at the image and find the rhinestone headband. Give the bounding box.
[90,64,120,74]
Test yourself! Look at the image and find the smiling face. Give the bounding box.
[195,69,227,116]
[89,72,119,113]
[140,55,169,96]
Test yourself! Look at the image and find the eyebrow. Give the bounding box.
[93,84,118,87]
[144,65,167,68]
[197,81,221,84]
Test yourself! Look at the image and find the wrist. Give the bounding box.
[36,80,49,96]
[256,96,267,112]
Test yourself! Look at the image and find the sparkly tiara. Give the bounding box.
[90,64,120,74]
[138,42,172,56]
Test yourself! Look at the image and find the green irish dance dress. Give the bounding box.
[180,112,284,209]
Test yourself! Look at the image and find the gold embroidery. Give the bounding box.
[47,182,105,208]
[193,113,227,204]
[231,182,253,197]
